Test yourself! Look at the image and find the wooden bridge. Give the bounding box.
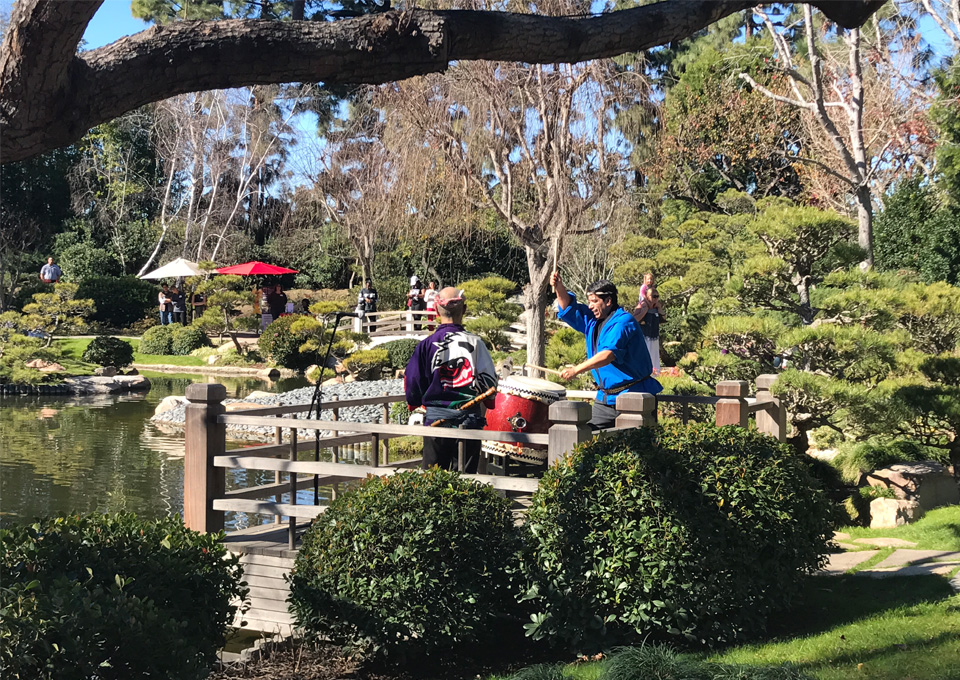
[182,374,786,635]
[343,309,527,349]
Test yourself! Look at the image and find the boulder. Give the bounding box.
[257,367,281,380]
[25,359,65,372]
[95,366,118,377]
[868,462,959,511]
[246,390,274,401]
[64,375,151,395]
[207,355,219,365]
[124,368,139,376]
[869,498,924,529]
[155,395,187,416]
[216,341,239,354]
[322,374,354,387]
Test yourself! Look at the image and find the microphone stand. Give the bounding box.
[307,310,356,506]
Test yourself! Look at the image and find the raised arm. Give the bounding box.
[551,271,571,310]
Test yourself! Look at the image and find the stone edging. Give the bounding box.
[132,363,297,378]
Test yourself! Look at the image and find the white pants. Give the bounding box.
[644,336,660,374]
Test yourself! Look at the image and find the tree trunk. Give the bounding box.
[855,184,873,267]
[1,0,883,163]
[523,244,550,369]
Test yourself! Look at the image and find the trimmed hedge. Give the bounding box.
[520,424,833,650]
[379,338,418,370]
[81,336,134,367]
[75,276,156,330]
[289,468,522,661]
[258,315,314,370]
[341,348,389,379]
[171,324,210,356]
[0,513,246,680]
[138,324,173,355]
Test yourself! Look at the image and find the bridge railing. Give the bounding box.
[183,375,786,546]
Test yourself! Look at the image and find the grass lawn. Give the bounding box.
[56,337,206,368]
[499,575,960,680]
[837,505,960,551]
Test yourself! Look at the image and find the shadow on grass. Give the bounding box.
[763,574,956,640]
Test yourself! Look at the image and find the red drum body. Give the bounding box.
[483,376,566,465]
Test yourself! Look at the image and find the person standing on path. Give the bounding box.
[407,276,425,331]
[268,284,288,321]
[424,280,438,329]
[552,271,661,429]
[158,284,172,325]
[633,285,664,374]
[359,279,379,333]
[170,286,187,325]
[404,287,498,473]
[39,257,62,283]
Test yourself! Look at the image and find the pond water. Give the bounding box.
[0,373,312,531]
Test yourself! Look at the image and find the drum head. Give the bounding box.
[501,375,566,398]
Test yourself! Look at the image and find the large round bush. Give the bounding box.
[0,513,246,680]
[379,338,418,370]
[171,324,210,356]
[520,424,832,650]
[258,315,314,370]
[81,335,134,367]
[289,468,522,661]
[75,276,156,329]
[138,324,173,355]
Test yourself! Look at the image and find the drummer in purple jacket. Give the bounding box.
[404,287,498,472]
[551,271,662,429]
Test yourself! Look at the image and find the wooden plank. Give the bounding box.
[218,415,550,445]
[658,395,723,405]
[248,597,293,614]
[227,394,406,418]
[221,440,316,459]
[237,618,293,636]
[241,574,289,590]
[213,499,326,519]
[247,585,291,602]
[241,563,293,579]
[237,553,295,569]
[239,609,295,625]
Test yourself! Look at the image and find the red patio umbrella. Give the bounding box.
[215,261,299,275]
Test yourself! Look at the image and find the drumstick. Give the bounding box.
[552,237,559,275]
[428,386,497,428]
[524,363,564,377]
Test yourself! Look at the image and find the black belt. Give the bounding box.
[598,375,651,399]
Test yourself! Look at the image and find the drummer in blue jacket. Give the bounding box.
[551,271,662,429]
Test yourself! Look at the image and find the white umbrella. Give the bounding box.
[139,257,204,280]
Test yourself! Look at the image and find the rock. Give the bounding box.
[867,462,959,511]
[258,368,281,380]
[95,366,117,377]
[868,498,924,529]
[124,368,139,375]
[216,341,239,354]
[64,375,152,395]
[25,359,66,372]
[207,355,219,365]
[155,395,187,416]
[246,390,274,401]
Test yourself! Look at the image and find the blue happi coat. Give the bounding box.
[557,293,662,405]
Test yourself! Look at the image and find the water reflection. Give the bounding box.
[0,374,312,531]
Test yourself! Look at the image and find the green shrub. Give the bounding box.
[138,324,173,355]
[831,439,948,484]
[379,338,419,370]
[341,348,389,379]
[171,324,210,356]
[75,276,156,330]
[289,468,522,661]
[465,315,513,351]
[0,513,246,680]
[258,315,317,370]
[391,400,411,424]
[601,644,814,680]
[520,424,833,650]
[545,327,590,389]
[81,335,134,367]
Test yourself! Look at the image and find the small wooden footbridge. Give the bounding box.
[182,373,787,635]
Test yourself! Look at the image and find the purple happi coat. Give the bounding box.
[404,323,498,411]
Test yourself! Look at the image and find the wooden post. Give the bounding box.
[371,434,380,468]
[406,310,414,333]
[715,380,749,428]
[614,392,657,429]
[547,400,593,465]
[184,383,226,534]
[382,391,390,464]
[330,395,339,463]
[274,414,282,524]
[288,414,298,549]
[755,374,786,442]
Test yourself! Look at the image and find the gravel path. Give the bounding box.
[152,379,404,441]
